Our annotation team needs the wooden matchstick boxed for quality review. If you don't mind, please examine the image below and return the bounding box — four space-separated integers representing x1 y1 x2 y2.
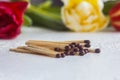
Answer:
10 48 33 53
70 48 101 56
26 40 90 50
64 40 90 44
26 40 90 44
88 48 101 53
82 48 101 53
26 42 66 50
10 48 54 57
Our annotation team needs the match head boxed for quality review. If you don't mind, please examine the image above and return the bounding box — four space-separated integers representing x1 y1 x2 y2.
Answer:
69 51 75 55
65 46 70 51
56 54 61 58
84 49 89 53
79 52 84 56
73 48 79 52
75 44 80 47
84 40 90 44
69 44 74 48
84 44 91 48
61 53 65 58
79 49 88 56
95 49 101 53
64 51 69 55
70 42 76 46
78 45 82 50
54 48 61 52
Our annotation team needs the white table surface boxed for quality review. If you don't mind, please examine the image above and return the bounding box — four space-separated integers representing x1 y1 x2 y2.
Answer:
0 27 120 80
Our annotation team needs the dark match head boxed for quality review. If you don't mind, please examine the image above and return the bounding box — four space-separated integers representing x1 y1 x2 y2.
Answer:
79 50 83 56
64 51 69 55
69 43 77 48
73 48 79 52
69 51 75 55
56 54 61 58
54 48 61 52
61 53 65 58
69 44 74 48
75 44 80 47
84 49 89 53
84 40 90 44
79 52 84 56
79 49 88 56
71 42 76 46
84 44 91 48
65 46 71 50
78 45 82 50
95 49 101 53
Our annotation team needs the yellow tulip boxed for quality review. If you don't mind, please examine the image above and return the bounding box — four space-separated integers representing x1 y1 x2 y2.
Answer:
61 0 110 32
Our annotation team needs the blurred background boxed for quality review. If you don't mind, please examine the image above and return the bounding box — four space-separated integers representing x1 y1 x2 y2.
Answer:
31 0 63 6
31 0 107 4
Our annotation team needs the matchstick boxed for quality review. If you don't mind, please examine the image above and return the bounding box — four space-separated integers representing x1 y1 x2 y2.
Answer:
10 48 55 57
68 48 101 56
26 40 90 44
26 40 90 51
87 48 101 53
10 48 33 53
64 40 90 44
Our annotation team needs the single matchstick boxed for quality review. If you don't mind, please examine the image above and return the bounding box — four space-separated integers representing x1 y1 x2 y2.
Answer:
64 40 90 44
10 48 56 57
10 48 33 53
26 40 90 44
26 42 66 50
88 48 101 53
69 48 101 56
26 40 90 51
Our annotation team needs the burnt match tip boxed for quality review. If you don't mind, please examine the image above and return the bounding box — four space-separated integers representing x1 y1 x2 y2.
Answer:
95 49 101 53
84 40 90 43
56 54 61 58
85 44 91 48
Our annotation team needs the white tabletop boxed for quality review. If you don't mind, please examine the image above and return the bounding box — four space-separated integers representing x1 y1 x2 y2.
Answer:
0 27 120 80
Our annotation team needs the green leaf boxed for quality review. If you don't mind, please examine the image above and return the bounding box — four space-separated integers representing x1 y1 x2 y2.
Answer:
23 14 32 26
29 5 61 20
37 0 52 8
25 5 68 31
103 0 120 15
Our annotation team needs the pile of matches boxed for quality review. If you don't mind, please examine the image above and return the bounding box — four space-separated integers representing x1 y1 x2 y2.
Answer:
10 40 100 58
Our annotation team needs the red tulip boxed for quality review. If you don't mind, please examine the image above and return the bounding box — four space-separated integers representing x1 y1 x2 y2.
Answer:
0 2 28 39
109 2 120 31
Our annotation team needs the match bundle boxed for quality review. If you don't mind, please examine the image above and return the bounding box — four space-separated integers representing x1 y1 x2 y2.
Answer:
10 40 100 58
